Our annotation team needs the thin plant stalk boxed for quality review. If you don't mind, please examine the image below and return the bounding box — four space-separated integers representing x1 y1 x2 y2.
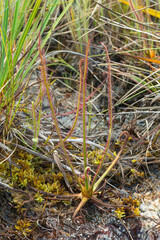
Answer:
73 41 126 217
91 43 113 190
38 35 82 191
50 59 84 152
93 138 126 192
82 40 91 191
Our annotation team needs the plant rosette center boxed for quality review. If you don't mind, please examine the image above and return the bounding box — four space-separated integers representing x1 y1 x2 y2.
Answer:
81 186 93 199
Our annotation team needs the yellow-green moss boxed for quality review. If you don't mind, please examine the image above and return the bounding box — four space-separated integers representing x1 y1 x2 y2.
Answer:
114 195 140 219
0 149 70 213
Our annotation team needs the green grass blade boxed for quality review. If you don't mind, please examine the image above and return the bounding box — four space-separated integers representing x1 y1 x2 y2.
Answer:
0 0 9 80
18 0 74 84
13 0 41 65
11 0 21 40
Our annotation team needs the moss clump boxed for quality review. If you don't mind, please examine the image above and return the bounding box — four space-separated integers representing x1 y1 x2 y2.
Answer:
115 195 140 219
0 150 70 213
15 219 32 236
2 151 67 194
